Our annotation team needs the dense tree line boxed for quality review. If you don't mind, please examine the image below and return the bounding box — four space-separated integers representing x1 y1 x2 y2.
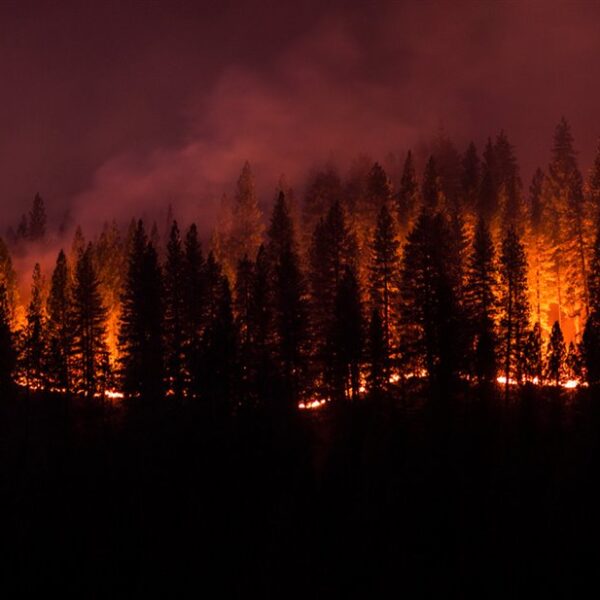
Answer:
3 118 600 407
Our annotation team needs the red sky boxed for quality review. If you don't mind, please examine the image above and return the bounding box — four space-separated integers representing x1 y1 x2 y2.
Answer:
2 0 600 233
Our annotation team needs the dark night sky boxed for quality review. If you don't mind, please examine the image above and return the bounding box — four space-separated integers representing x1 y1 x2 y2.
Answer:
2 0 600 232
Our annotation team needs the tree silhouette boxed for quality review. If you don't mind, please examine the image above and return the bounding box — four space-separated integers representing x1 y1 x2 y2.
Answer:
0 284 16 393
329 265 363 400
164 221 186 401
369 203 400 381
400 210 463 390
545 320 566 386
499 227 530 395
21 263 46 390
72 244 108 398
267 191 308 408
46 250 73 393
464 218 497 384
118 221 164 403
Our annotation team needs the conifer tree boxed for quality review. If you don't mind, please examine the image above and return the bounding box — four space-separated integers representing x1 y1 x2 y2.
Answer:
0 284 15 393
329 265 363 400
250 245 274 405
527 168 546 325
494 131 522 232
183 223 206 399
309 200 357 387
21 264 46 389
399 210 464 388
72 244 108 398
46 250 73 393
267 192 308 406
228 161 264 273
369 203 400 380
164 221 186 401
464 218 497 383
545 320 566 386
498 227 530 394
546 118 590 327
396 150 419 233
118 221 164 402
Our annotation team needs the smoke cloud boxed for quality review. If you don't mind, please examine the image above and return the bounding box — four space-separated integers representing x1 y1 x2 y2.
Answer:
2 1 600 236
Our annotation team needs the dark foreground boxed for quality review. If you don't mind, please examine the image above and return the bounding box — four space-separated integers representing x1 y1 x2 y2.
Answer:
2 386 600 597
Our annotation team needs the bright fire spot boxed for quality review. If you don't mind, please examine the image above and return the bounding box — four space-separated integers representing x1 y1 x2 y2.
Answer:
359 385 366 394
562 379 580 389
298 398 328 410
388 373 400 384
496 376 517 386
105 389 124 400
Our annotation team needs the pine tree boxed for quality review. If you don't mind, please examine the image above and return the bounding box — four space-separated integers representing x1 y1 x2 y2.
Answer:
28 193 47 241
0 284 16 393
494 131 522 233
164 221 186 401
309 200 357 390
399 210 464 389
369 203 400 380
464 218 497 383
118 221 164 402
21 264 46 390
72 244 108 398
545 320 566 386
249 245 274 406
183 223 206 399
267 192 308 406
228 161 264 272
329 265 363 400
499 227 530 394
527 169 546 325
46 250 73 393
396 150 419 233
546 118 590 329
95 220 125 361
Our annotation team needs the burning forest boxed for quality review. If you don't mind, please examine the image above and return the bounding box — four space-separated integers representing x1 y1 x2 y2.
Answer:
1 120 600 407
